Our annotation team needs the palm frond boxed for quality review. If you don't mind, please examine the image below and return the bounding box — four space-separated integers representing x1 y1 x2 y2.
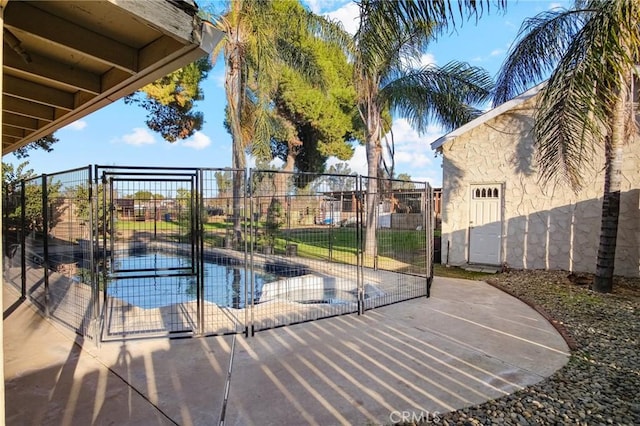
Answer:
358 0 504 63
304 9 355 58
381 61 493 131
534 73 603 191
533 0 640 191
356 5 438 80
494 8 588 105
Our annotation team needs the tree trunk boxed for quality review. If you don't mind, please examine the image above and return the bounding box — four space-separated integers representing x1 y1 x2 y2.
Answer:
224 13 245 247
593 89 626 293
362 83 382 259
273 136 298 198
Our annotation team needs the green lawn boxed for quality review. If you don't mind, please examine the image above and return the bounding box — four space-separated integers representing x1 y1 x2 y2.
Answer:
114 220 440 274
280 227 429 271
433 264 492 280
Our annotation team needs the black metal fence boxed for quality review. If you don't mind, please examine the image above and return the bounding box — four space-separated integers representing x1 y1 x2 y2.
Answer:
3 166 433 342
3 166 96 337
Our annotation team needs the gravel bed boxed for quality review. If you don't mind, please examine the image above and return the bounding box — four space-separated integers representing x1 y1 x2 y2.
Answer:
427 270 640 426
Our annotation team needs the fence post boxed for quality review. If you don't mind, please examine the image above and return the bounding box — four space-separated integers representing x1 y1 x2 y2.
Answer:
20 180 26 299
356 176 364 315
196 170 204 336
247 169 254 337
41 174 50 318
426 185 434 298
88 170 97 320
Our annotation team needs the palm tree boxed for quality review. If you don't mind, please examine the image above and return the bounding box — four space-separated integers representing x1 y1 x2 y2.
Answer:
494 0 639 293
210 0 344 245
352 0 496 256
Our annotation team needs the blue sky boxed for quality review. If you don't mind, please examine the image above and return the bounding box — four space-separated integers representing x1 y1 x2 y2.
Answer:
2 0 568 187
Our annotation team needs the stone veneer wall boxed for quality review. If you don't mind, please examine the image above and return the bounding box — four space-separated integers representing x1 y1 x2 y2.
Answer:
441 95 640 277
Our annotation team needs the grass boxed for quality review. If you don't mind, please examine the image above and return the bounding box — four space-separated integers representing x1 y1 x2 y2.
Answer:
116 219 231 232
281 227 428 271
113 220 446 274
433 264 493 280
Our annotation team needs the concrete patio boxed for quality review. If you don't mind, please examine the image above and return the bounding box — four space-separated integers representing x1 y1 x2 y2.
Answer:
3 276 570 425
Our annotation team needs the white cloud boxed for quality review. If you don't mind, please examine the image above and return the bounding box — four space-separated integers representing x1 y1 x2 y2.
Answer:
326 144 368 176
325 119 444 180
470 44 510 64
382 118 444 173
407 52 437 68
183 131 211 150
394 151 432 168
326 2 360 35
419 53 437 67
548 2 564 10
64 120 87 131
122 128 156 146
410 170 442 188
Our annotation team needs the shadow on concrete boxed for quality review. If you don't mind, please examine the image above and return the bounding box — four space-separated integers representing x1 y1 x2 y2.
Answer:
4 277 570 425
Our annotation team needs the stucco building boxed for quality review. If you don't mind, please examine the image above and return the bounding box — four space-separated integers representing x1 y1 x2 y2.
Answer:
431 84 639 277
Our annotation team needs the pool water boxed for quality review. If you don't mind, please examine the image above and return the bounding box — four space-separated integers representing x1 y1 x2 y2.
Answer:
106 253 277 309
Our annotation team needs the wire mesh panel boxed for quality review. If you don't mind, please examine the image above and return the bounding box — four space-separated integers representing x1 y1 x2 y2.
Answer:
19 175 48 314
45 167 95 337
248 170 361 332
360 176 432 310
97 167 200 339
2 179 23 293
199 169 247 335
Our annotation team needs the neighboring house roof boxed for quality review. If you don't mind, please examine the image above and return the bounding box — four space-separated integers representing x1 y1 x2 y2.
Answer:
430 82 547 152
1 0 223 155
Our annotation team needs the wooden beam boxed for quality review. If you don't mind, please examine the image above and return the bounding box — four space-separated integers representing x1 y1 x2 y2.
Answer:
3 112 39 131
2 135 21 148
3 96 57 121
4 2 138 74
2 125 27 139
3 48 102 95
3 75 75 111
138 35 184 71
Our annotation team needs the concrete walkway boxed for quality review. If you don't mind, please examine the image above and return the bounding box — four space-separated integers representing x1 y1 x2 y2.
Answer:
3 277 570 426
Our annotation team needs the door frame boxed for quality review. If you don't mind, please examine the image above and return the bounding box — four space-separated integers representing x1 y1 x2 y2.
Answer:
467 182 504 265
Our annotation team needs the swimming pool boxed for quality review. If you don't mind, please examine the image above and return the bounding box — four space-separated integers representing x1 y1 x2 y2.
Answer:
106 252 277 309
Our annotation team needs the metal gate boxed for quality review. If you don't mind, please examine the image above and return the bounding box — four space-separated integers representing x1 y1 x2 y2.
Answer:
98 166 203 339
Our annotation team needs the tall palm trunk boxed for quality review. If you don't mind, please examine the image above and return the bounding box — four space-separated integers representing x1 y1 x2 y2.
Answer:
593 85 627 293
224 8 245 247
362 80 382 258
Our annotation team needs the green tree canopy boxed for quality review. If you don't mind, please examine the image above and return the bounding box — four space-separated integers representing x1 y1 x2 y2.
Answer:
269 24 362 181
11 134 59 159
125 56 212 142
126 191 164 201
2 161 35 199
